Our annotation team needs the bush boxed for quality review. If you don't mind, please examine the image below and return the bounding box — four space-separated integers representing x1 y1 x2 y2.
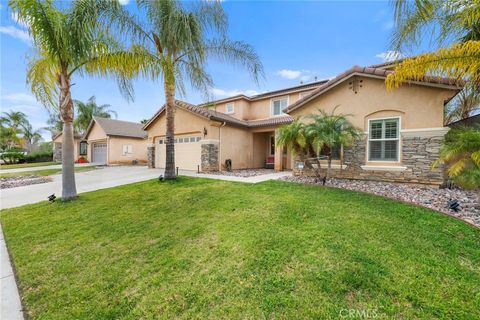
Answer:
24 151 53 163
0 150 25 164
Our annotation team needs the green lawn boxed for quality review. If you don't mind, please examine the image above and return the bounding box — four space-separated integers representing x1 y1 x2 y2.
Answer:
1 177 479 319
0 166 97 179
0 161 59 170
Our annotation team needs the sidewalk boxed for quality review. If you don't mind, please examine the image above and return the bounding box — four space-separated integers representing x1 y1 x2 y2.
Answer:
0 225 24 320
1 162 102 174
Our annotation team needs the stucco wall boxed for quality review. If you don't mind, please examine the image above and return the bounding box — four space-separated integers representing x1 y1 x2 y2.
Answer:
85 121 107 163
218 125 253 170
52 134 80 161
108 137 148 164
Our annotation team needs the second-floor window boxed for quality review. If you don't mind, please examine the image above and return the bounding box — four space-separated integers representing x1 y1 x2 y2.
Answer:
226 103 234 114
272 97 288 116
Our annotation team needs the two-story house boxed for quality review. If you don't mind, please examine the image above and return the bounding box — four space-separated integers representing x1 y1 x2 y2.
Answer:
143 63 462 185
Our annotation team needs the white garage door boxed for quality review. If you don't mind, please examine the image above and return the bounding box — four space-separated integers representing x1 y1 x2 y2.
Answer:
92 142 107 164
155 135 202 171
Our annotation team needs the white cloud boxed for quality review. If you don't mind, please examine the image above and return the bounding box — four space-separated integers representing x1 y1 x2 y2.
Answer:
2 93 39 105
375 50 404 62
118 0 130 5
382 20 394 30
276 69 302 80
0 25 31 44
210 88 259 98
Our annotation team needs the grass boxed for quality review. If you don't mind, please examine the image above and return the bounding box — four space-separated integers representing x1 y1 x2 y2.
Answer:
1 177 479 319
0 166 97 179
0 161 59 170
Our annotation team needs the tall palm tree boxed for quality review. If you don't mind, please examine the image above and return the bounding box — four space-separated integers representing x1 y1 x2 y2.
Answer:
74 96 117 133
11 0 142 200
305 108 362 179
1 111 28 133
386 1 480 89
21 123 43 152
109 0 263 179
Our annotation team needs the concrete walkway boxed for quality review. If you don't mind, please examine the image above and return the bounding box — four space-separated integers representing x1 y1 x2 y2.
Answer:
1 225 24 320
1 162 102 174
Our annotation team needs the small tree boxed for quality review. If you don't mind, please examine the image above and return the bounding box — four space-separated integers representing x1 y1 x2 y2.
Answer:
276 120 308 160
74 96 117 133
305 107 362 179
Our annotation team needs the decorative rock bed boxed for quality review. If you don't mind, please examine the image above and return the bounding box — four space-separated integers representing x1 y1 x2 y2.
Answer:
281 176 480 228
1 175 52 189
201 169 275 178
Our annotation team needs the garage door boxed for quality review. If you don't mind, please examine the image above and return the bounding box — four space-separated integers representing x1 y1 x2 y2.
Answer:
92 143 107 164
155 135 202 170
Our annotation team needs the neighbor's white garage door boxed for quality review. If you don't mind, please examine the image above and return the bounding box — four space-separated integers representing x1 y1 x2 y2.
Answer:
92 142 107 164
155 134 202 170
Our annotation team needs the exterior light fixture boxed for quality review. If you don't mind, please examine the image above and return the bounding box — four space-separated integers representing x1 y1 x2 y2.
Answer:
447 199 460 212
48 194 56 203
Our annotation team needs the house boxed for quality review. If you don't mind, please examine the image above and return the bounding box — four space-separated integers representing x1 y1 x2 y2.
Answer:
82 117 147 165
52 132 83 162
144 64 462 185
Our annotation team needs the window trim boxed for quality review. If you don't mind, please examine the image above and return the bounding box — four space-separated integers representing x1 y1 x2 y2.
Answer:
122 144 133 156
270 96 289 117
367 116 401 163
225 102 235 114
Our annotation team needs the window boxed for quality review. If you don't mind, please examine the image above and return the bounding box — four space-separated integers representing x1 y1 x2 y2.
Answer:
271 97 288 116
226 103 234 114
190 137 196 142
318 145 341 160
179 138 184 143
158 139 163 144
196 137 201 142
79 141 88 155
122 144 133 155
368 118 399 161
270 135 275 155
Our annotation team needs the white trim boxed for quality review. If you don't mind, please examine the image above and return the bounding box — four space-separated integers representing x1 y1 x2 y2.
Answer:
361 165 407 171
400 127 450 138
367 116 401 163
225 102 235 114
271 96 289 117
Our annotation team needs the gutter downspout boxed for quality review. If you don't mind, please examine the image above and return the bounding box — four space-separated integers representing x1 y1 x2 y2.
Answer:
219 122 226 171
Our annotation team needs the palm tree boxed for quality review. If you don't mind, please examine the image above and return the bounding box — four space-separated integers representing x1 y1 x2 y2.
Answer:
74 96 117 133
44 111 63 138
21 123 43 152
276 120 309 160
109 0 263 179
433 125 480 205
305 108 362 179
0 111 27 149
11 0 142 200
444 84 480 125
1 111 28 133
386 1 480 89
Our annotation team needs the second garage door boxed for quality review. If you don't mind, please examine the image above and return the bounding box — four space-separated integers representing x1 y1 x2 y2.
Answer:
92 142 107 164
155 134 202 170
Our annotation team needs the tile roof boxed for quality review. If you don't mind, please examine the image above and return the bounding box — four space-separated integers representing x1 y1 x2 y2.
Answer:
84 117 146 139
144 100 292 130
284 65 464 113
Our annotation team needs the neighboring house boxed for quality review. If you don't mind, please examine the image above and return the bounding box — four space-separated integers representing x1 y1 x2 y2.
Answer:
448 114 480 128
52 132 83 162
144 64 462 185
83 117 147 165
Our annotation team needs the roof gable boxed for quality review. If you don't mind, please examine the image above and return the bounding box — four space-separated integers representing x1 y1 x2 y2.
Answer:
83 117 146 140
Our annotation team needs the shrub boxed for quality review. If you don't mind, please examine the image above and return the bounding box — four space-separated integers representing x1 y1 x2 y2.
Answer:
24 151 53 163
0 150 25 164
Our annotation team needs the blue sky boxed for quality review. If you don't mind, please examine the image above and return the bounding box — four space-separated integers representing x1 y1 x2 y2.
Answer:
0 0 419 140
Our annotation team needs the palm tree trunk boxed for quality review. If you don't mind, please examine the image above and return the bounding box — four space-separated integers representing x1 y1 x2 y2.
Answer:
327 154 332 179
164 82 176 180
59 71 77 200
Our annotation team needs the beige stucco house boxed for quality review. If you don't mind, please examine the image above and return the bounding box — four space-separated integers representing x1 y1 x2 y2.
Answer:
52 132 83 162
144 63 462 185
82 117 147 165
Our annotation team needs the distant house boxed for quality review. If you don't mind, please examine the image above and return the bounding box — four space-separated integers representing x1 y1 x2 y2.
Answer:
82 117 147 165
448 114 480 128
144 64 463 186
52 132 83 162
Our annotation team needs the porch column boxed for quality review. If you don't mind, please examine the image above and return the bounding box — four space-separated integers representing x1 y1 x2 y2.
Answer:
274 129 283 171
147 143 155 168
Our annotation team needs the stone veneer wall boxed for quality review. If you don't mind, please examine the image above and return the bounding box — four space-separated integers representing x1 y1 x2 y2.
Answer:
53 142 62 162
295 133 446 186
147 145 155 168
201 140 219 172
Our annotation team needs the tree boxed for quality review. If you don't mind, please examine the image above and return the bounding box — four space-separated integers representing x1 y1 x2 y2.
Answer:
444 84 480 125
21 123 43 152
386 1 480 90
109 0 263 179
44 110 63 138
74 96 117 132
432 125 480 205
11 0 141 200
305 108 362 179
0 111 27 149
1 111 28 133
276 120 308 157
